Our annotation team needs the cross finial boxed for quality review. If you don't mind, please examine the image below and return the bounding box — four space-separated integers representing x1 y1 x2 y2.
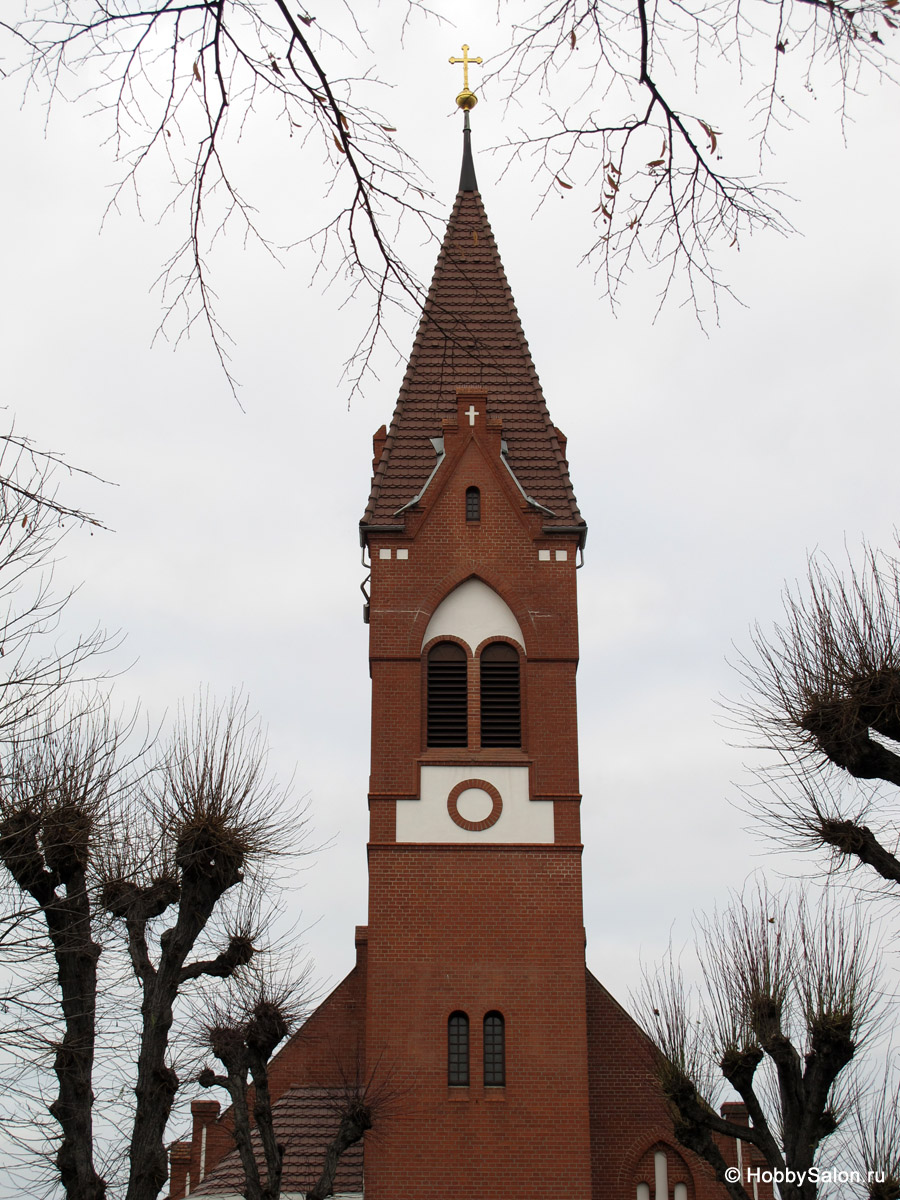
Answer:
449 44 482 111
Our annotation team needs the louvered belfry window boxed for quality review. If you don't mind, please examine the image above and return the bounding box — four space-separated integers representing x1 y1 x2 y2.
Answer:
480 642 521 747
448 1012 470 1085
427 642 468 747
465 486 481 522
483 1012 505 1085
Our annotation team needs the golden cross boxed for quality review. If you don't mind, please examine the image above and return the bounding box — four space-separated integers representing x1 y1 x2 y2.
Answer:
449 44 482 99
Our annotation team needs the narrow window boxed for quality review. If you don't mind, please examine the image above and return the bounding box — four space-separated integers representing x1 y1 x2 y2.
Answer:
480 643 521 748
427 642 468 747
465 487 481 522
483 1012 505 1086
448 1012 469 1085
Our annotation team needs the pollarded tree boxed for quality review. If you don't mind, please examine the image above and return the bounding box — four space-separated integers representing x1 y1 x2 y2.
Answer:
2 1 897 391
734 543 900 889
638 885 900 1200
0 696 296 1200
196 973 380 1200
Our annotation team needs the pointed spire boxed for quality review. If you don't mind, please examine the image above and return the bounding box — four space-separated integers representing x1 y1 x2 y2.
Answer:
448 44 481 193
362 81 585 540
459 111 477 193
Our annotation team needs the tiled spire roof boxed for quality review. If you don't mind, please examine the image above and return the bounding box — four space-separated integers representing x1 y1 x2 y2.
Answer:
362 124 584 533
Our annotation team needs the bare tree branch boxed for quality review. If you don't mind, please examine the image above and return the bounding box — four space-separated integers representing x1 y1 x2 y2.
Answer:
732 543 900 889
5 1 898 385
637 884 885 1200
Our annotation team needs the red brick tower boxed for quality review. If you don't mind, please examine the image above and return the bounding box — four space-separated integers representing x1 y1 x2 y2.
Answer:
358 109 591 1199
173 104 751 1200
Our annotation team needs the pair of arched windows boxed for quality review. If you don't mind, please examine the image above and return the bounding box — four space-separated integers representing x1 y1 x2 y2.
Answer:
426 642 521 748
448 1011 505 1086
636 1150 689 1200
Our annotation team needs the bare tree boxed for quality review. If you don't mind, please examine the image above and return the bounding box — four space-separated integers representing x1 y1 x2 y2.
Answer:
3 2 897 389
851 1068 900 1200
197 992 396 1200
734 543 900 889
637 885 898 1200
198 979 301 1200
0 425 117 1194
109 697 292 1200
0 713 120 1200
0 694 297 1200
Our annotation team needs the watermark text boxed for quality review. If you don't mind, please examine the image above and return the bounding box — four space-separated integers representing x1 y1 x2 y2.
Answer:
723 1167 889 1186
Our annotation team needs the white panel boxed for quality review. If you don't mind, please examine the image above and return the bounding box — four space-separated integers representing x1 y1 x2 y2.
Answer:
674 1185 687 1200
395 765 553 843
637 1185 651 1200
555 549 568 562
422 579 523 651
455 787 495 823
396 548 409 560
655 1151 669 1200
379 548 391 559
538 549 551 562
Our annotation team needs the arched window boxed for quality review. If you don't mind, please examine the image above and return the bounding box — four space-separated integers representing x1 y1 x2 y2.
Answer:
465 487 481 522
448 1012 469 1085
427 642 467 747
483 1012 505 1086
479 643 521 747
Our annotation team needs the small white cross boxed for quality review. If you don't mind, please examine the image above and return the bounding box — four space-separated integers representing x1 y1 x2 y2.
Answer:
465 404 479 426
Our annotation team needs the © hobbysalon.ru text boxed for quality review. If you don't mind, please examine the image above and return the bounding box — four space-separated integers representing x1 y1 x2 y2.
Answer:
724 1167 889 1186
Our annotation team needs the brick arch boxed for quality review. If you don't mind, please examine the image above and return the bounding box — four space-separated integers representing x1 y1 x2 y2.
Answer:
410 569 534 656
618 1131 697 1200
421 633 475 658
474 634 525 659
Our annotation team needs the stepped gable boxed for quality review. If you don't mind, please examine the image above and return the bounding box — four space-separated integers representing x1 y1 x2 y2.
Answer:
189 1086 363 1197
362 186 584 532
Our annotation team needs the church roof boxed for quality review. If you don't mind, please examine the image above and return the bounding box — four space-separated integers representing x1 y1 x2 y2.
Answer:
362 127 585 534
189 1086 364 1197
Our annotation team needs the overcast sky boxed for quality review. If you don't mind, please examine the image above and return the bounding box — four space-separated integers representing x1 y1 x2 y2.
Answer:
3 0 900 1179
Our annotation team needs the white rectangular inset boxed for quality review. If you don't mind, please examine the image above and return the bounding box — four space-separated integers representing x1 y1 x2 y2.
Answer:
396 548 409 560
379 548 392 560
555 550 568 562
538 549 551 562
395 765 554 844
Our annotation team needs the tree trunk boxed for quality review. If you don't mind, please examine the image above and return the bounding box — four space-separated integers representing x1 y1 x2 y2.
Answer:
307 1106 372 1200
125 972 179 1200
45 872 106 1200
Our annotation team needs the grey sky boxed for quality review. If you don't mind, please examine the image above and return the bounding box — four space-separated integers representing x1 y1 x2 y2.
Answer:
2 0 900 1181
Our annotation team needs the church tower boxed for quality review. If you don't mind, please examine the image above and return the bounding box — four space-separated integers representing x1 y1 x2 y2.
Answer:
358 98 591 1198
171 66 752 1200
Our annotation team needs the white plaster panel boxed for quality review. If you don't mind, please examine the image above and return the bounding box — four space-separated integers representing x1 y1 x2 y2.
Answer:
422 579 523 651
395 765 553 843
455 787 494 823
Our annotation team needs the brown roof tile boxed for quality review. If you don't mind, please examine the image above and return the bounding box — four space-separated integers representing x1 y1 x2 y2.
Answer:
363 188 584 531
190 1086 363 1196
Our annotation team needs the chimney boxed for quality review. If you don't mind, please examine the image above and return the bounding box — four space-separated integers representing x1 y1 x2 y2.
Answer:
167 1141 192 1198
189 1098 221 1189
